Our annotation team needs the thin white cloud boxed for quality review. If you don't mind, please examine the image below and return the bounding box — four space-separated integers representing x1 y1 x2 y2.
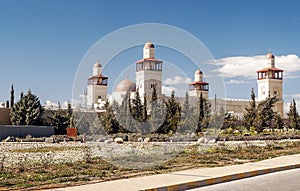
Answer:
164 76 191 85
162 86 176 96
283 94 300 113
214 54 300 79
226 79 247 84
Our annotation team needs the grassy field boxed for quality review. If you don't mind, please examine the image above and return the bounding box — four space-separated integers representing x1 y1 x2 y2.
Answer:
1 140 300 190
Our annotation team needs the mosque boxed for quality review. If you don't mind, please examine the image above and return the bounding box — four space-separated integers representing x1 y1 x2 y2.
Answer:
85 41 284 118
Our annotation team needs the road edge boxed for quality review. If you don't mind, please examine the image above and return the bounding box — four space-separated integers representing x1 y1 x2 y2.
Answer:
140 164 300 191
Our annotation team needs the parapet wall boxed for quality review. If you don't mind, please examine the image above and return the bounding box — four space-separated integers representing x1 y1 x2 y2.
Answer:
0 125 54 140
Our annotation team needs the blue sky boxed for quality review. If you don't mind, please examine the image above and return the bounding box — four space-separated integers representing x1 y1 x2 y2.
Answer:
1 0 300 111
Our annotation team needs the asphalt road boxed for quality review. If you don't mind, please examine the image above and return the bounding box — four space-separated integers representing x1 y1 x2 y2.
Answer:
190 168 300 191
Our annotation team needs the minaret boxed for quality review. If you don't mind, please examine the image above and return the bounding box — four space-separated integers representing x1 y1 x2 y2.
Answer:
87 61 108 108
189 69 209 98
135 41 163 101
257 52 284 117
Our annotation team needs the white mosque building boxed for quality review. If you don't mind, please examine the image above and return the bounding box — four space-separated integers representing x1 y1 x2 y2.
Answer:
86 41 284 117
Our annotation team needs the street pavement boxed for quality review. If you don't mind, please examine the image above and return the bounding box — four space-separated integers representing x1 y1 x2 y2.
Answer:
190 168 300 191
49 154 300 191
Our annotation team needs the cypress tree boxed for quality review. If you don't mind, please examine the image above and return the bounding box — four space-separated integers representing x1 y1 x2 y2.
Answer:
178 91 194 133
149 85 165 133
195 93 211 133
10 84 14 108
160 91 180 134
5 100 9 109
243 88 257 130
287 99 300 130
101 100 119 134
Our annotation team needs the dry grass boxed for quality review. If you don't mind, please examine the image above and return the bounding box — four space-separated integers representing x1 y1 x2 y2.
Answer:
1 141 300 190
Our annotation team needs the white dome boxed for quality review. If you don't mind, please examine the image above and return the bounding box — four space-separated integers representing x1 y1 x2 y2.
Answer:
115 79 136 92
94 61 102 68
266 53 275 59
144 41 155 48
195 69 202 75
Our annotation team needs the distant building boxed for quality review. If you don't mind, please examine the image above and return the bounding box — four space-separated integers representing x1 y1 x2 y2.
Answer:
87 61 108 108
187 52 284 118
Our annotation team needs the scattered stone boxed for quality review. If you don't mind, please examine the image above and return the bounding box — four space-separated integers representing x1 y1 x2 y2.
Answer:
3 136 16 142
97 136 106 142
104 138 114 144
45 137 54 143
114 137 123 144
243 132 251 136
144 137 151 143
208 139 216 144
197 137 208 144
137 137 143 142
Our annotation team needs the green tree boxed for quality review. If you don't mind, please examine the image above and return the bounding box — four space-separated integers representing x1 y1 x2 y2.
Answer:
72 110 91 135
101 100 119 134
158 91 180 134
195 93 211 133
178 92 195 133
131 90 144 122
90 114 104 135
243 88 257 130
49 108 70 135
149 85 165 133
222 112 238 130
116 90 133 132
287 99 300 130
130 90 150 133
10 84 14 108
275 114 284 130
11 90 45 125
255 96 279 133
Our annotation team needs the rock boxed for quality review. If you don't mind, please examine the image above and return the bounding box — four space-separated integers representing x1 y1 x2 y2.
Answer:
104 138 113 144
4 136 16 142
137 137 143 142
197 137 208 144
114 137 123 144
45 137 54 143
144 137 151 143
97 136 106 142
208 139 216 144
243 132 251 136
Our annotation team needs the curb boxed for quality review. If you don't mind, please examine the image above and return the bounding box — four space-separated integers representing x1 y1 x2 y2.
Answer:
140 164 300 191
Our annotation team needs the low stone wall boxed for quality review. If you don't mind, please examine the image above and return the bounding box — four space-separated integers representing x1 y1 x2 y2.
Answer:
0 125 54 140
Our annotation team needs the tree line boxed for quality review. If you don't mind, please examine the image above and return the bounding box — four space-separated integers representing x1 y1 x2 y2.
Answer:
7 85 300 135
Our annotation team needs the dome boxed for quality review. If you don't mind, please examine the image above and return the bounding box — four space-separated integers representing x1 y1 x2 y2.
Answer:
195 69 202 75
94 61 102 68
266 53 275 59
144 41 155 48
115 79 136 92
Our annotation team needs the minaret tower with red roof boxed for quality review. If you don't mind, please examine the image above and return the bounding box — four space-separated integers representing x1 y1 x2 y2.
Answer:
189 69 209 98
257 52 284 117
87 61 108 107
135 41 163 100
